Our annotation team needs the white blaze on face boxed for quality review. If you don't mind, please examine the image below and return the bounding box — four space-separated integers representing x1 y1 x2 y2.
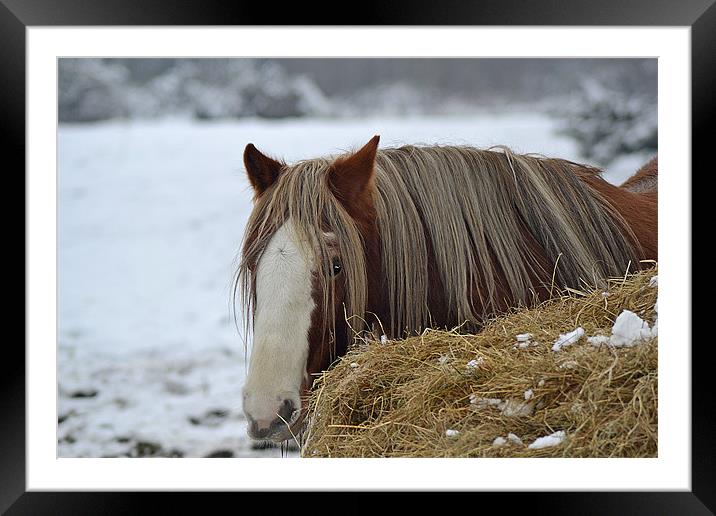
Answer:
242 220 315 431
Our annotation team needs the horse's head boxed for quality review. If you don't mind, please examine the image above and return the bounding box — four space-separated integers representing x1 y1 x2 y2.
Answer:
238 136 381 442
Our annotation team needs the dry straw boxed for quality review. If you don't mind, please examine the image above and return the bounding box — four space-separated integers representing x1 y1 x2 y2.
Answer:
302 266 658 458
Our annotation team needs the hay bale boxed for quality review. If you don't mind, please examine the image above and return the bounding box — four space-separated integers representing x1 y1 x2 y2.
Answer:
302 267 658 458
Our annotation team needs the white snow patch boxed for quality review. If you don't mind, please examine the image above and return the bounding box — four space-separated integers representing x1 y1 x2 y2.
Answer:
590 310 656 348
514 332 536 349
492 436 507 447
524 389 534 401
445 429 460 438
57 346 293 458
649 275 658 287
349 362 359 368
610 310 655 347
552 327 585 352
587 335 610 346
380 335 389 345
466 357 484 369
507 433 524 446
528 430 566 450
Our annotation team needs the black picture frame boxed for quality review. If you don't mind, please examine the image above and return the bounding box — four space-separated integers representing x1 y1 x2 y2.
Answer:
5 0 709 513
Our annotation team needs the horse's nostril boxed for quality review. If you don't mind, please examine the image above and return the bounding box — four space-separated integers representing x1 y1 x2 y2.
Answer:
277 399 295 423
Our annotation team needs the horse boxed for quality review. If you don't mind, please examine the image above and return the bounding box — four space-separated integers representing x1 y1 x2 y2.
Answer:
236 136 658 442
620 156 658 193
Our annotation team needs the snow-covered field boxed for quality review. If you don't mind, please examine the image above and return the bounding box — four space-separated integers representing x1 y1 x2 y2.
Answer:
58 113 651 457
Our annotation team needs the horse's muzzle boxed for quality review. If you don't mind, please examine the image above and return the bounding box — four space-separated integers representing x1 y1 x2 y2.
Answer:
246 398 300 442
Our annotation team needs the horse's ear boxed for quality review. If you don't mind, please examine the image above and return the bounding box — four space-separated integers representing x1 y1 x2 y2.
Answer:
328 135 380 208
244 143 284 196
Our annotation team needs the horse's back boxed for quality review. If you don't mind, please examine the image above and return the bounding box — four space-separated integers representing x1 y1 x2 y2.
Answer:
620 156 658 193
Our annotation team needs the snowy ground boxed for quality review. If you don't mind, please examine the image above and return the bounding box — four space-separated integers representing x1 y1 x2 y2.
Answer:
58 113 652 457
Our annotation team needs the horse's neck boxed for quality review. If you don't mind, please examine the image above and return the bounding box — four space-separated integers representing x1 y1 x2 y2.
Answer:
584 174 658 262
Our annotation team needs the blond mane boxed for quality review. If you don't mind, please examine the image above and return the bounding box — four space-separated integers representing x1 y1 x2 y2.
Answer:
237 145 640 341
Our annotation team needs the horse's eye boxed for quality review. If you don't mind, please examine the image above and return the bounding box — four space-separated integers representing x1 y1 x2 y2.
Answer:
331 258 342 276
